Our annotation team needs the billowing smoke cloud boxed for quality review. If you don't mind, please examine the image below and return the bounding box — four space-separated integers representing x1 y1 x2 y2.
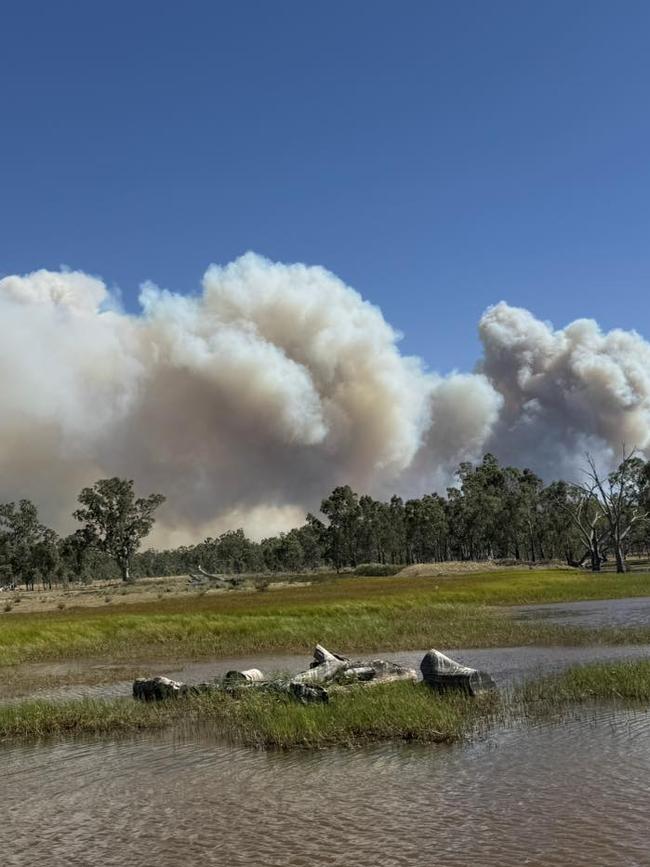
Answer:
0 254 648 544
478 302 650 479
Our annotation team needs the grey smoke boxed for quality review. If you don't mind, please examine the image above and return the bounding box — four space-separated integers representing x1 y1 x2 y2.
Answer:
0 254 648 544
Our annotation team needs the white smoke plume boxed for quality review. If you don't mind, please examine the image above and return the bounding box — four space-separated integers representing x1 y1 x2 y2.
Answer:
0 254 648 544
478 302 650 479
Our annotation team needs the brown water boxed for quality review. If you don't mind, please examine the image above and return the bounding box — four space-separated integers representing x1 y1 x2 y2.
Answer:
3 707 650 866
515 594 650 629
4 596 650 867
10 643 650 703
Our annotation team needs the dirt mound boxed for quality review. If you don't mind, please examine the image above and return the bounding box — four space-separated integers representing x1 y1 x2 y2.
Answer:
398 560 572 578
398 561 501 578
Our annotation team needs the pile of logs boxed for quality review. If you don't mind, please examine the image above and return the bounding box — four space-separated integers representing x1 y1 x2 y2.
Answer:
133 645 496 704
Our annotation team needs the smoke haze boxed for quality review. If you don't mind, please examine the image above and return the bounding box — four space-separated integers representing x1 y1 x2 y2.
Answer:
1 253 648 544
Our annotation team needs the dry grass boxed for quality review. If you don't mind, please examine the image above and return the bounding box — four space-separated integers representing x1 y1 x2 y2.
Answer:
398 560 573 578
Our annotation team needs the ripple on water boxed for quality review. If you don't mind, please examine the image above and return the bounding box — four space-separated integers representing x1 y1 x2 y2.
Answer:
3 706 650 867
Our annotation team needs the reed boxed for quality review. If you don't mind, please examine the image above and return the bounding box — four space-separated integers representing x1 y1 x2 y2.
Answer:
519 658 650 705
0 681 500 747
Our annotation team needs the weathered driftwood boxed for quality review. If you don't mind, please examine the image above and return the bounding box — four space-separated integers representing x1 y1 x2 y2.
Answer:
133 645 488 706
223 668 264 684
133 676 188 701
292 644 350 684
187 566 246 589
420 649 496 696
334 659 418 685
288 646 417 699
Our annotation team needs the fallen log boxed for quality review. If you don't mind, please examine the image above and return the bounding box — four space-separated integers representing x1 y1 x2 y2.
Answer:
335 659 417 685
133 645 490 706
291 645 417 692
292 644 350 684
133 676 188 701
420 649 496 696
223 668 265 685
187 567 246 589
197 565 245 587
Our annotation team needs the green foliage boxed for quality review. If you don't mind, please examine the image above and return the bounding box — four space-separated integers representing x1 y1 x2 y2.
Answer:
73 478 165 582
132 454 650 579
520 659 650 705
353 563 404 576
0 499 55 590
2 453 650 586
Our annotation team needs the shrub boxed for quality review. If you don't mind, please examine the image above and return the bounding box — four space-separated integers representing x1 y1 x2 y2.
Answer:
353 563 404 577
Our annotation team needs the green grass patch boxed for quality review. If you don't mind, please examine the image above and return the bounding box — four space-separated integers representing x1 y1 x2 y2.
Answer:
2 569 650 668
0 681 499 748
3 657 650 748
520 658 650 705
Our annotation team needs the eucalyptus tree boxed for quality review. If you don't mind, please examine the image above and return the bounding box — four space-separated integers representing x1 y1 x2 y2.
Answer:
320 485 361 570
73 478 165 582
582 451 649 573
0 499 52 589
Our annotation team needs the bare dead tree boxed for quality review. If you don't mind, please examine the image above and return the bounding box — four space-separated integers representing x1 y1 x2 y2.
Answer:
582 448 649 574
556 483 607 571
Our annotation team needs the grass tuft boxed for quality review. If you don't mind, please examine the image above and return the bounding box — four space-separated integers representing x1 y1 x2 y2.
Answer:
520 658 650 705
0 681 500 747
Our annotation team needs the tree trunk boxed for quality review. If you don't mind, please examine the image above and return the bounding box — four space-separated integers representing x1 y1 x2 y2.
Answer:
120 560 133 583
614 542 627 573
589 528 601 572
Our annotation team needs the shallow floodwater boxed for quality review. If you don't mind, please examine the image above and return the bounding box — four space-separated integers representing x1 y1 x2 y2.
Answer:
4 596 650 865
515 594 650 630
11 642 650 704
3 707 650 867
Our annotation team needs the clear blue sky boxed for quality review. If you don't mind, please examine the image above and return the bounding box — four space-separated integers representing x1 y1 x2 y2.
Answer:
2 1 649 371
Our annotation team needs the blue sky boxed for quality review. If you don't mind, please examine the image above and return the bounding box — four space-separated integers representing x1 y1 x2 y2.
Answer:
2 1 649 371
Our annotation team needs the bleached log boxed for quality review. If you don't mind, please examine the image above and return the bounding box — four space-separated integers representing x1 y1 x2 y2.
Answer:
291 646 416 690
291 644 350 684
198 565 244 587
336 659 417 685
420 649 496 696
223 668 264 684
133 676 188 701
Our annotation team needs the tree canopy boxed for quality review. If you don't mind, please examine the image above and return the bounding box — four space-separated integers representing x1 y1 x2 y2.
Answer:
73 478 165 582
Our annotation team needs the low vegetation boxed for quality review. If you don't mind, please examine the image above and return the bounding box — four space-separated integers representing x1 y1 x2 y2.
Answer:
520 658 650 705
3 657 650 747
0 681 500 747
3 568 650 669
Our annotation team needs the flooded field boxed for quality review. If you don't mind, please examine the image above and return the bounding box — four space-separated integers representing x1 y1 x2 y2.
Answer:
7 642 650 704
3 706 650 867
3 597 650 866
515 594 650 630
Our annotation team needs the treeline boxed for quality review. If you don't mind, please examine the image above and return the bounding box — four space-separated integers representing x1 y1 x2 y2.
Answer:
2 453 650 589
137 452 650 578
0 478 164 589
